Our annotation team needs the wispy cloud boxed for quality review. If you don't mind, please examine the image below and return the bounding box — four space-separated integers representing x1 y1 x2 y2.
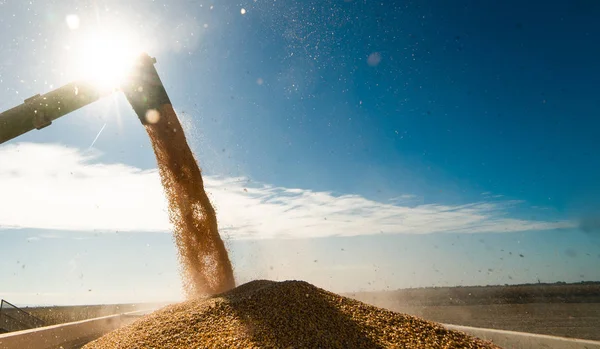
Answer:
481 192 504 199
388 194 418 202
0 143 575 239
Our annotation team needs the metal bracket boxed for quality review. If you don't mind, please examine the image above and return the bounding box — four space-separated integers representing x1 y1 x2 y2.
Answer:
32 110 52 130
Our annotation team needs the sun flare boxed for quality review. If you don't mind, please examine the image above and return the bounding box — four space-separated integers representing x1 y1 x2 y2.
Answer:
73 28 142 90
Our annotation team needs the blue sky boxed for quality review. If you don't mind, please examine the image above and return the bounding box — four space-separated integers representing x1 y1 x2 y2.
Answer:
0 0 599 305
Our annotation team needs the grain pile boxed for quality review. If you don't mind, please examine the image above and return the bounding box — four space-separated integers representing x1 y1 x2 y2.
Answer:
85 280 499 349
145 104 235 296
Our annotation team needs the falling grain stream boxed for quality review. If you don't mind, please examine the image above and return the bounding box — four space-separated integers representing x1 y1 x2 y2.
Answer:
145 104 235 297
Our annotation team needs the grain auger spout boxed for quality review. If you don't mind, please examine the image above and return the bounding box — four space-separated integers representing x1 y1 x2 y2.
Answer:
0 53 170 145
121 53 172 125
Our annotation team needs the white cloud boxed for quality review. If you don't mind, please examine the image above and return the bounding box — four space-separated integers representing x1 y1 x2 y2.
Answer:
0 143 575 239
0 143 168 232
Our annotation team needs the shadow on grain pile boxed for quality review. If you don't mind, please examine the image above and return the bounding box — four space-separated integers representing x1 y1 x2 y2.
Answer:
84 280 499 349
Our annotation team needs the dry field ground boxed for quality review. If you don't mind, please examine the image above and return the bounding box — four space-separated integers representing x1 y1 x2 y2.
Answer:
23 303 161 326
383 303 600 341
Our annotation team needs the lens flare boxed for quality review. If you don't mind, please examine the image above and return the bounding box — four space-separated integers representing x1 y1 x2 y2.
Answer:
145 109 161 124
65 14 80 30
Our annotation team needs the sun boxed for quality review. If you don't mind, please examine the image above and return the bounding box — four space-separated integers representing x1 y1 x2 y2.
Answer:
73 27 142 90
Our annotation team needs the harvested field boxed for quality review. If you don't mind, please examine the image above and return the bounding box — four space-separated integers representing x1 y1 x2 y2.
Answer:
23 304 157 326
389 303 600 341
349 282 600 341
84 280 499 349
